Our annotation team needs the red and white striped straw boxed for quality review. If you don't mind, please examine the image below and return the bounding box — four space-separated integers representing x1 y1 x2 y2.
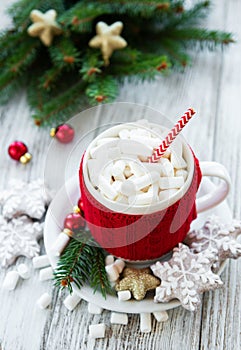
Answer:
150 108 196 163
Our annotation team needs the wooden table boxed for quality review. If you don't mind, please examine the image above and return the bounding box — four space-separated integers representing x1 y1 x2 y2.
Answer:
0 1 241 349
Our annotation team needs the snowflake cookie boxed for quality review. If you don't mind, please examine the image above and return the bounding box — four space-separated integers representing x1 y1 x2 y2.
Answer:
151 243 223 311
0 179 51 220
185 216 241 271
0 215 43 267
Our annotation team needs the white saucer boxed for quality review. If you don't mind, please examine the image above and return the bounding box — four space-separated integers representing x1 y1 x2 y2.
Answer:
44 176 232 313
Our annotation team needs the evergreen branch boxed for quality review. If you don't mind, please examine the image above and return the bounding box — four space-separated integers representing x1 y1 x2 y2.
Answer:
157 38 190 66
49 38 81 70
53 230 112 297
86 75 119 104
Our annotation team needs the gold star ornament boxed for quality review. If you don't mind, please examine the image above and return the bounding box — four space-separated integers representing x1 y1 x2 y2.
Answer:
115 267 160 300
27 9 62 46
89 21 127 66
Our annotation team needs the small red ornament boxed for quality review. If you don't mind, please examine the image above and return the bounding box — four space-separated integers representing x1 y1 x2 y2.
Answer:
78 198 85 214
64 212 85 232
8 141 32 164
50 124 75 143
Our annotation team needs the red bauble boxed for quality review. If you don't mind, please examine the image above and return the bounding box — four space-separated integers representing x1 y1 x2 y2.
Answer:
8 141 32 164
53 124 75 143
78 198 85 214
64 213 85 232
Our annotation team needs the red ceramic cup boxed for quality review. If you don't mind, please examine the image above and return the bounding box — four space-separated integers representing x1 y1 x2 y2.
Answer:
79 123 231 262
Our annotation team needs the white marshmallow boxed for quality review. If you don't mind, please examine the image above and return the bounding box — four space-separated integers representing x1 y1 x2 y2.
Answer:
175 169 188 181
130 135 162 149
63 293 81 311
123 167 133 178
36 293 51 309
117 290 131 301
140 313 152 333
122 171 159 196
111 166 125 182
170 137 183 157
142 162 165 176
51 232 70 257
159 189 179 201
159 176 184 190
17 263 31 279
111 180 123 192
114 259 125 274
119 129 130 139
87 159 105 186
115 194 128 204
120 180 136 196
129 161 146 178
105 255 115 266
32 255 50 269
110 312 128 325
96 137 119 146
105 264 119 282
108 147 121 160
90 140 119 159
159 158 174 176
39 266 53 281
114 160 126 172
128 191 157 205
89 324 106 339
153 311 169 322
3 271 19 291
170 153 187 169
119 139 153 157
98 175 118 200
130 128 152 138
88 303 103 314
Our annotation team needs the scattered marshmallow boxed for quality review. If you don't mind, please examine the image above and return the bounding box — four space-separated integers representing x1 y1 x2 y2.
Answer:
51 232 70 257
63 293 81 311
36 292 51 309
88 303 103 315
105 264 119 282
17 263 31 279
110 312 128 325
3 271 19 291
89 323 106 339
117 290 131 301
114 259 125 273
32 255 50 269
159 176 184 190
140 313 152 333
39 266 53 281
105 255 115 266
153 311 169 322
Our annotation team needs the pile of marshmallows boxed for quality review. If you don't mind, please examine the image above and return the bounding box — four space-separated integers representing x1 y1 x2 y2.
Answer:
87 120 188 206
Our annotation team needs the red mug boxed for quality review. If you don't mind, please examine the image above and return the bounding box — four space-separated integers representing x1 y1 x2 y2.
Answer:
79 122 231 262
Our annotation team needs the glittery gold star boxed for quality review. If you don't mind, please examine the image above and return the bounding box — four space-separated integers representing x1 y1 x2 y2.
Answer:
27 9 62 46
115 267 160 300
89 21 127 66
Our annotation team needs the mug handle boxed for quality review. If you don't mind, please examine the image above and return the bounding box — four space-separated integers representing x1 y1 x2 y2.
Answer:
196 161 231 213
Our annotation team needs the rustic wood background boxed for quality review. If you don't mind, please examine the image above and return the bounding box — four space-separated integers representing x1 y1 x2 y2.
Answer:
0 1 240 349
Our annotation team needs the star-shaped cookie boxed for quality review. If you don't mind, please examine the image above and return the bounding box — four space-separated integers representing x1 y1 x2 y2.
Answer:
0 215 43 268
185 215 241 271
0 179 51 220
89 21 127 65
115 267 160 300
151 243 223 311
27 9 62 46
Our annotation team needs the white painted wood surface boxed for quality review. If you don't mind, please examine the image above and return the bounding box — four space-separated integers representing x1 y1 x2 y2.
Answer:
0 1 241 349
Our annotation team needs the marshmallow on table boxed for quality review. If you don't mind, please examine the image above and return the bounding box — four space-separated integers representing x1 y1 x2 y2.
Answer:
17 263 31 279
105 255 115 266
3 271 19 291
89 324 106 339
105 264 119 282
32 255 50 269
117 290 131 301
64 293 81 311
88 303 103 315
39 266 53 281
51 232 70 257
159 176 184 190
140 313 152 333
110 312 128 325
36 293 51 309
153 311 169 322
114 259 125 273
159 189 179 201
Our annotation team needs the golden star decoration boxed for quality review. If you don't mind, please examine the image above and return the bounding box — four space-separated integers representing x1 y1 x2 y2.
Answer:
115 267 160 300
89 21 127 66
27 9 62 47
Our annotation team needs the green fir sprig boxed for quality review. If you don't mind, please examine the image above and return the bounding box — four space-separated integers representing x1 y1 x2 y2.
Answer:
53 230 112 298
0 0 234 126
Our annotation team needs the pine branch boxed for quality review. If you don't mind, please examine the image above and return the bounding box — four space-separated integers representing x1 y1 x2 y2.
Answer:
53 230 112 297
49 37 81 70
86 75 119 104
